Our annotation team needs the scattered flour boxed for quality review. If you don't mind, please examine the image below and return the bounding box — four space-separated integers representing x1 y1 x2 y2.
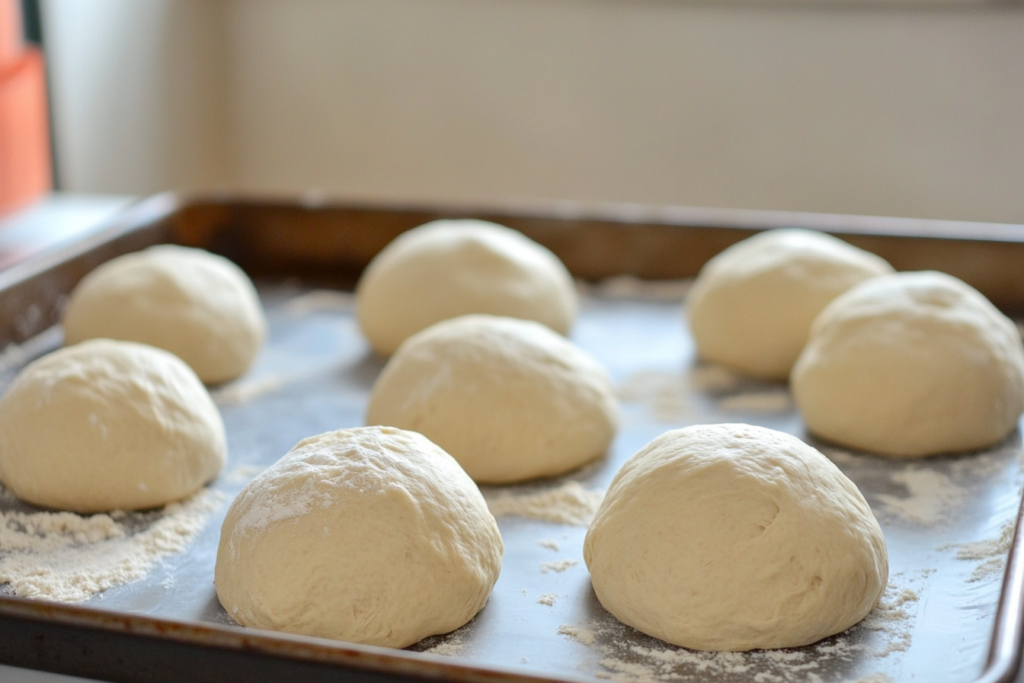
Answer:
538 593 558 606
0 489 223 602
538 539 560 551
559 625 597 646
942 519 1017 582
717 390 793 414
687 365 742 393
617 365 743 422
419 629 469 656
224 464 266 484
541 559 579 574
283 289 355 314
859 584 918 655
0 508 125 552
950 520 1015 559
967 558 1006 584
875 469 966 525
484 482 604 527
555 580 915 683
948 451 1006 482
212 374 289 405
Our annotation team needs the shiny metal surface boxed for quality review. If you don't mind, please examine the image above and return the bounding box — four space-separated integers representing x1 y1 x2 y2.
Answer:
0 283 1020 683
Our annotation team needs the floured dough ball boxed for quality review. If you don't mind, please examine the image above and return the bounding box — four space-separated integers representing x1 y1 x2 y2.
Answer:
792 271 1024 457
356 219 577 356
686 229 893 380
0 339 226 513
584 424 887 652
366 315 618 484
63 245 266 384
215 426 503 648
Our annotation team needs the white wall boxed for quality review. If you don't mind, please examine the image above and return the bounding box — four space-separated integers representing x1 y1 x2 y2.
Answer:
43 0 1024 224
42 0 228 194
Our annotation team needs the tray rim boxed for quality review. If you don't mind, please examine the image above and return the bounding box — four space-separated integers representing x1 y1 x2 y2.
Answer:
0 191 1023 683
179 189 1024 241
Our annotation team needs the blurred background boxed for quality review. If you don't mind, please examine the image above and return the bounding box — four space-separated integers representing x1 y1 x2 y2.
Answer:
10 0 1024 223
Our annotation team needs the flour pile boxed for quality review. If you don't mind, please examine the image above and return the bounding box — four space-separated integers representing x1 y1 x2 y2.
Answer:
484 481 604 527
556 582 917 683
0 489 222 602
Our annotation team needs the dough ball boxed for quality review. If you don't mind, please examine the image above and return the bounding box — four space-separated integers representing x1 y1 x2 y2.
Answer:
792 271 1024 457
686 229 893 380
584 424 887 652
356 219 577 356
63 245 266 384
215 426 503 648
0 339 226 513
366 315 618 484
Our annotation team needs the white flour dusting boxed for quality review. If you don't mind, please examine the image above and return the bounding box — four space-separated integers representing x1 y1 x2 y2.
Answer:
617 365 741 422
224 464 265 484
541 559 579 574
0 489 223 602
556 580 915 683
212 374 289 405
875 469 966 525
948 451 1006 482
417 625 473 657
233 476 335 536
859 584 918 655
538 539 560 551
283 289 355 314
0 508 125 552
538 593 558 606
484 482 604 527
559 624 597 646
942 519 1017 582
717 390 793 414
687 365 742 393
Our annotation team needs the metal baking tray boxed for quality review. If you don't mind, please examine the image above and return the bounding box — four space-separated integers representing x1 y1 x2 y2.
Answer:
0 193 1023 683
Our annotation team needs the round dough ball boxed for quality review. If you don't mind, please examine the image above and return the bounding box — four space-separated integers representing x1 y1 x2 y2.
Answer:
0 339 226 513
584 424 887 652
215 426 503 648
63 245 266 384
686 229 893 380
366 315 618 484
792 271 1024 457
356 219 577 356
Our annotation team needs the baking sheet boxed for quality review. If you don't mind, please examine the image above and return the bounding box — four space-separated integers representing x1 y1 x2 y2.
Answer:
0 279 1020 683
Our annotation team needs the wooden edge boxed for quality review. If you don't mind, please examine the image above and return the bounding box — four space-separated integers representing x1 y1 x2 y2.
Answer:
163 192 1024 313
0 193 179 346
173 190 1024 242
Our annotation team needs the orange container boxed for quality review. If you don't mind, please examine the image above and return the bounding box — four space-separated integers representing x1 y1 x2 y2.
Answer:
0 47 51 216
0 0 19 67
